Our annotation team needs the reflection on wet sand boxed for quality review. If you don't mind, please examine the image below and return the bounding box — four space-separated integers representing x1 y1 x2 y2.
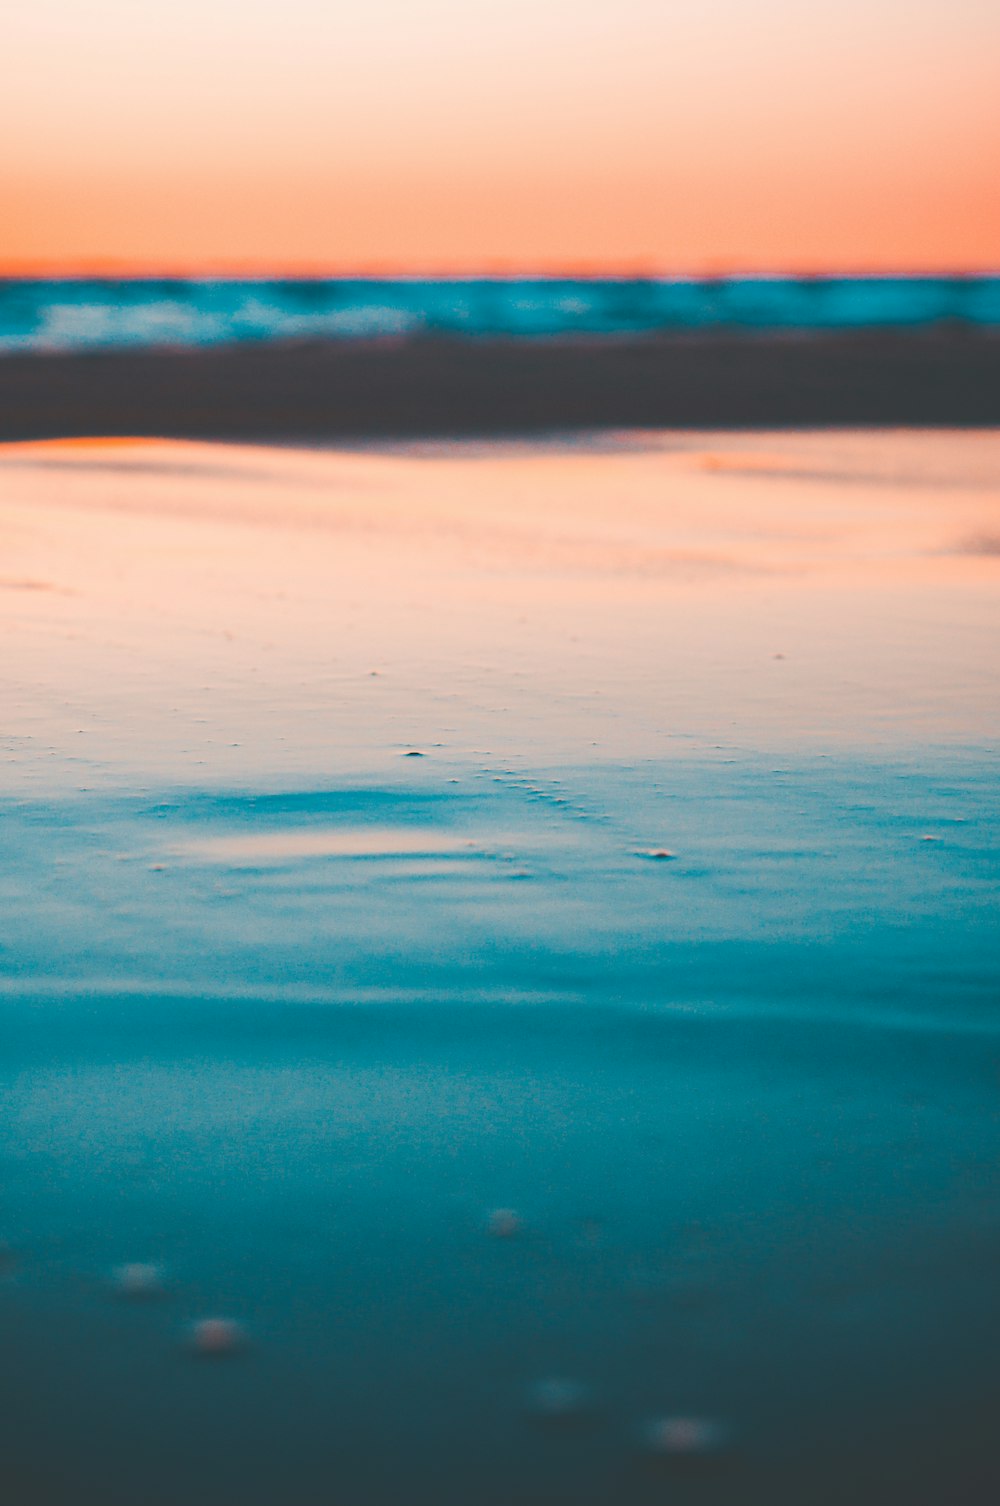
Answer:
0 432 997 1506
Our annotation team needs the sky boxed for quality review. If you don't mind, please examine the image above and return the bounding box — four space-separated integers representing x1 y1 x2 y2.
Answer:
3 0 999 273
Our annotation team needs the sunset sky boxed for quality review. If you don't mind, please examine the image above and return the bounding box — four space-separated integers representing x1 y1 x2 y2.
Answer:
4 0 999 273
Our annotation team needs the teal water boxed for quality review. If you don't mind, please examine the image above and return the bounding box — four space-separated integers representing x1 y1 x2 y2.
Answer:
1 275 999 351
0 432 997 1504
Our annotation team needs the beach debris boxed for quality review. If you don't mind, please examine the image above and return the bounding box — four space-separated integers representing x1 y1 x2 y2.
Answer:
486 1207 522 1239
188 1318 247 1357
638 849 678 861
642 1415 729 1458
525 1378 594 1422
111 1262 167 1299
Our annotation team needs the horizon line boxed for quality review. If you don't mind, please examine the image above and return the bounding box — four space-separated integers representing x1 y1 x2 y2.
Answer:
2 258 999 281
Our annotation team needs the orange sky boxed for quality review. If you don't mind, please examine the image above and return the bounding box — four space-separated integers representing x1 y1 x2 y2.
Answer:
4 0 999 273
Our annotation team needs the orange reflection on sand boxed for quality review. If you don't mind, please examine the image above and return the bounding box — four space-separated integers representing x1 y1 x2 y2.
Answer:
0 431 998 788
180 828 477 862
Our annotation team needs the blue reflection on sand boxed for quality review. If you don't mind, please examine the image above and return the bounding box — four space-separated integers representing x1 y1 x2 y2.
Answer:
0 432 997 1504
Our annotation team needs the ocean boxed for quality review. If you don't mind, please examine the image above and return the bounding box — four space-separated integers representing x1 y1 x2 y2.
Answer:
2 274 999 351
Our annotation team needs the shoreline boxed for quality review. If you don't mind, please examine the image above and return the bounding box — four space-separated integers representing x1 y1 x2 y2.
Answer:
2 329 999 442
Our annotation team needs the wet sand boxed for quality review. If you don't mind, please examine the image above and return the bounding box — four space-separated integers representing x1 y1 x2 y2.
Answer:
0 431 998 1505
3 329 1000 442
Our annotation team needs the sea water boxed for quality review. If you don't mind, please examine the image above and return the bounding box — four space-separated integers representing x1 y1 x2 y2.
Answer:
1 275 999 352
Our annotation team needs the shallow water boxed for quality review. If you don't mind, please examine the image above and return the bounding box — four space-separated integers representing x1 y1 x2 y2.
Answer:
0 432 998 1504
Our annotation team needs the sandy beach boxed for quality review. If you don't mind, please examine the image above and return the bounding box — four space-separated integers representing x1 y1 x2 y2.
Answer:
1 429 998 1505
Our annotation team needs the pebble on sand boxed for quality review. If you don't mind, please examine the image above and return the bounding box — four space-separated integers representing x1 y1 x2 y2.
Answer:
112 1262 166 1298
525 1378 593 1421
486 1208 522 1239
188 1318 247 1356
643 1415 729 1457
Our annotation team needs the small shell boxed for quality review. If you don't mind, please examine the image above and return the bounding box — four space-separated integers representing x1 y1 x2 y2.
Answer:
643 1415 728 1457
486 1208 522 1239
188 1318 247 1356
525 1378 593 1421
111 1263 166 1299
